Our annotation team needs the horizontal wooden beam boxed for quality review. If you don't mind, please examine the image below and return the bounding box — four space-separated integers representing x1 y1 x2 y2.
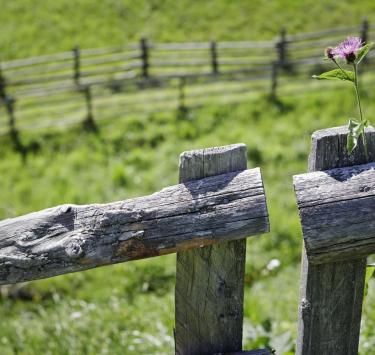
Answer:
221 349 272 355
294 161 375 264
0 168 268 285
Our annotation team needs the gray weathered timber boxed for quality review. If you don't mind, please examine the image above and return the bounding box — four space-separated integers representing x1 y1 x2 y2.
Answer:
294 162 375 263
175 144 269 355
218 349 272 355
0 167 269 285
296 126 372 355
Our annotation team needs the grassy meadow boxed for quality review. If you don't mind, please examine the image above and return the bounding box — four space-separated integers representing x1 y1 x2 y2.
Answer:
1 1 375 354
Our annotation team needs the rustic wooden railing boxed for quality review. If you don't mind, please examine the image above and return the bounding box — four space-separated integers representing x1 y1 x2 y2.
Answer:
293 126 375 355
0 143 271 355
1 20 375 136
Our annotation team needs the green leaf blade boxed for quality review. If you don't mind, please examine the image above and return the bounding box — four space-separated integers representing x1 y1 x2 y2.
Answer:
356 42 374 64
347 118 366 154
313 69 354 83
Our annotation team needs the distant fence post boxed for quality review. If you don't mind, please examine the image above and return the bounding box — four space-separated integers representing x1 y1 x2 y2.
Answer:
0 67 6 100
0 68 20 146
276 28 289 70
175 144 248 354
5 96 16 135
295 127 373 354
72 46 81 86
177 77 187 114
81 85 96 131
270 61 279 100
360 18 369 65
360 18 369 44
140 38 149 79
210 40 219 75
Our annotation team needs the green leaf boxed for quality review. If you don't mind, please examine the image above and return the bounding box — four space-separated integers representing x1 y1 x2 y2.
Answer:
356 42 374 64
347 118 366 154
312 69 354 83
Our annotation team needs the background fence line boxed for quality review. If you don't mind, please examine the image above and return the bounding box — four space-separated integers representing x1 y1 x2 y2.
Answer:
1 20 375 137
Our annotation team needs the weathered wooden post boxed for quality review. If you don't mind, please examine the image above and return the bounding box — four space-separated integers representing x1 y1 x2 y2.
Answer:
210 40 219 75
294 126 375 355
140 37 149 79
72 46 81 86
175 144 269 354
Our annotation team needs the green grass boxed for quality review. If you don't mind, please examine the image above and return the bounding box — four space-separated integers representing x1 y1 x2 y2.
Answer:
2 1 375 354
2 83 375 353
1 0 375 60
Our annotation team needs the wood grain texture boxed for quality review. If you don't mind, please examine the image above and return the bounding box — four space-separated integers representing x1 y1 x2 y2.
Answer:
217 349 272 355
0 167 268 285
294 162 375 263
296 126 371 355
175 144 269 355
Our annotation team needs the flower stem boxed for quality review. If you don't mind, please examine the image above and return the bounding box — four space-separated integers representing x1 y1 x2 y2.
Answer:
332 59 350 80
353 63 369 161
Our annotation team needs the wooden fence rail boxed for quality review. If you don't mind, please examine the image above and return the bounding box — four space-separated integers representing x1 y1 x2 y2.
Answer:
0 143 271 354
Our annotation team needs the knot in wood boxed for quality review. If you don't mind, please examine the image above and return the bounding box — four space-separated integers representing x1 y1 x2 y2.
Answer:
65 238 84 259
199 205 215 214
300 298 311 312
18 231 39 246
359 185 371 192
217 279 232 297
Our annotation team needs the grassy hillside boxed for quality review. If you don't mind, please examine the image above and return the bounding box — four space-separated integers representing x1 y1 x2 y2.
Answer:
1 0 375 60
1 1 375 354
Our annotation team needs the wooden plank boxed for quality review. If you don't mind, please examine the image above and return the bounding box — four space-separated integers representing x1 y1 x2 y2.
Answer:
175 144 268 354
0 167 268 285
296 126 373 355
150 59 210 67
217 41 274 49
287 25 358 42
294 161 375 263
79 45 137 56
80 52 140 66
219 349 272 355
152 42 211 51
2 52 72 69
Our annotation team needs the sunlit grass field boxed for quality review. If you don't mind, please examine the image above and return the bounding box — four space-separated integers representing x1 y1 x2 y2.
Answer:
2 85 375 353
1 1 375 354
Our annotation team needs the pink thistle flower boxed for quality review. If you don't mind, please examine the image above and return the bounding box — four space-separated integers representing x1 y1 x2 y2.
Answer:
333 36 363 63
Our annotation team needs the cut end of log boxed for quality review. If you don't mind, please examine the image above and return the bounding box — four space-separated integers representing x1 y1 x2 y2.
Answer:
179 143 247 183
309 125 375 171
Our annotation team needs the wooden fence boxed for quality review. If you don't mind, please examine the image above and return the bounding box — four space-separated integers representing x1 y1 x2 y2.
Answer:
1 128 375 353
0 143 271 355
293 126 375 355
1 20 375 136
